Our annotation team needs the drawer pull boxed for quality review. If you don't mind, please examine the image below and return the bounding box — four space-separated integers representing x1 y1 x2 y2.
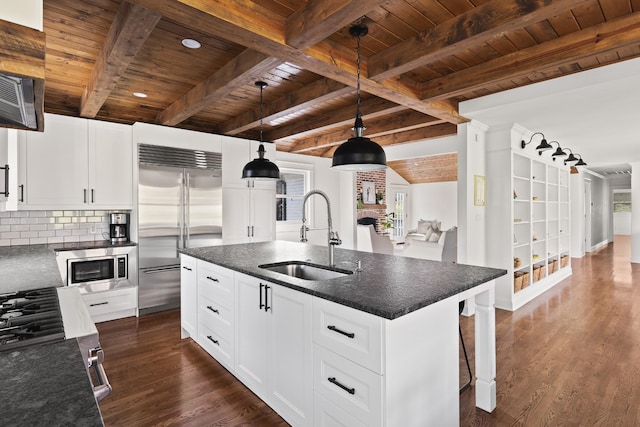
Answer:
182 266 192 271
328 377 355 395
327 325 355 339
206 336 219 345
206 305 219 314
206 276 219 282
90 301 109 307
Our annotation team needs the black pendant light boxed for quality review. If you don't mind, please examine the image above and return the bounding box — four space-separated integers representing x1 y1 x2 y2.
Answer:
242 81 280 180
332 25 386 171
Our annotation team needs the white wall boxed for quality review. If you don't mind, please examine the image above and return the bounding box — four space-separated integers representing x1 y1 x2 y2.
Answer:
614 212 632 235
410 182 457 230
570 172 585 257
459 121 488 266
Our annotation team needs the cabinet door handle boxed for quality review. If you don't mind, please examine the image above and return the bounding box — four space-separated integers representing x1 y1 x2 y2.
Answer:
1 164 8 197
247 226 250 237
327 325 355 339
206 276 219 282
207 336 219 346
264 284 271 312
19 184 24 202
206 306 219 314
182 266 192 271
91 189 95 203
259 283 265 310
90 301 109 307
251 226 254 237
84 189 87 203
328 377 355 395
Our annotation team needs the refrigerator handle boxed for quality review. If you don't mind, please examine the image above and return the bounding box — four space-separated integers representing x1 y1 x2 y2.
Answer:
184 172 190 248
178 173 185 250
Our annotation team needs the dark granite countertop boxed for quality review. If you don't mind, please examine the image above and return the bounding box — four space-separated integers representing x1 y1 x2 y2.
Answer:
0 242 137 293
1 339 104 426
180 241 507 320
0 244 64 291
51 240 137 252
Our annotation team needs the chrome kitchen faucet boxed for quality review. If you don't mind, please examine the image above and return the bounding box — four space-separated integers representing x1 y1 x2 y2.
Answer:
300 190 341 266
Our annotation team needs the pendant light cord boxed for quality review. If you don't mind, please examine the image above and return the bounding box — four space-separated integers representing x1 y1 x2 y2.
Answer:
259 84 264 143
355 33 361 118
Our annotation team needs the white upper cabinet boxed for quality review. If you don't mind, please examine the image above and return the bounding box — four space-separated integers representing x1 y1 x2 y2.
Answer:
221 135 276 244
16 113 133 210
88 120 133 208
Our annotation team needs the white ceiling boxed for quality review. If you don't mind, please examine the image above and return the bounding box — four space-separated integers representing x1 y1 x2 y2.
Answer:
459 56 640 175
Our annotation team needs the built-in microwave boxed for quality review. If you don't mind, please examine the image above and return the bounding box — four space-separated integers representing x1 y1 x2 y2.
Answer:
68 254 127 285
56 246 136 292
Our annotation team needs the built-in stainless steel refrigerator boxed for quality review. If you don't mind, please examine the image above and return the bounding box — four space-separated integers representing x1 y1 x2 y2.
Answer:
138 144 222 314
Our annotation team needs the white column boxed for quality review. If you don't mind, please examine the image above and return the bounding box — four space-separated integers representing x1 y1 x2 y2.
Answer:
474 284 496 412
630 163 640 263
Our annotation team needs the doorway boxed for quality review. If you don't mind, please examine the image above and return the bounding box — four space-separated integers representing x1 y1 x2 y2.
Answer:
585 180 592 252
390 185 408 242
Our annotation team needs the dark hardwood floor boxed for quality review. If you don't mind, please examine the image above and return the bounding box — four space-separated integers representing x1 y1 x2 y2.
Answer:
98 236 639 426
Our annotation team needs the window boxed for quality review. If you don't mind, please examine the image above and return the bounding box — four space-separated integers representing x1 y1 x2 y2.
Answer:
613 191 631 213
276 168 310 222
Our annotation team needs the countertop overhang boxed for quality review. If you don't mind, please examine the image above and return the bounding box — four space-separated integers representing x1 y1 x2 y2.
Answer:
180 241 507 320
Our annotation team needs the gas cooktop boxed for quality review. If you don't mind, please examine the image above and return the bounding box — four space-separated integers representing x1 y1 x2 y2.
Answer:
0 287 65 351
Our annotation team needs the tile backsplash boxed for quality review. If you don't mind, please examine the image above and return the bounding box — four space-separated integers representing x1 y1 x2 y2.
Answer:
0 210 119 246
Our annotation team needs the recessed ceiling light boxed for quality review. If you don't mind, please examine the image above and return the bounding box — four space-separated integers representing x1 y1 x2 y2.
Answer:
133 92 147 98
181 38 201 49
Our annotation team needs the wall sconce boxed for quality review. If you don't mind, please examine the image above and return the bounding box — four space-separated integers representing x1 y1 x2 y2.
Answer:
541 141 567 161
574 154 587 166
563 148 578 164
521 132 552 151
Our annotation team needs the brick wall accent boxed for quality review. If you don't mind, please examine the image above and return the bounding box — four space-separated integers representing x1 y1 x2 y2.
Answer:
356 170 387 233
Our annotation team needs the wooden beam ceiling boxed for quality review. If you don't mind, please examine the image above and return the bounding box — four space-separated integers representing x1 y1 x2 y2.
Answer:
40 0 640 170
367 0 589 81
387 153 458 184
419 11 640 101
80 2 161 117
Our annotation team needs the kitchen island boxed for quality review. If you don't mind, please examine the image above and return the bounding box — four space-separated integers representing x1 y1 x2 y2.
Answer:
180 241 506 426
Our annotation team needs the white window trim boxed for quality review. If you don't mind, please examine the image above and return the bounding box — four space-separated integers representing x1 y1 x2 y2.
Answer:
275 163 313 233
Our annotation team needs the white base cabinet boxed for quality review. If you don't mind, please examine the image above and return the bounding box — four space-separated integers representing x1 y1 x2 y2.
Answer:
81 287 137 323
235 272 313 427
180 255 197 338
180 259 490 426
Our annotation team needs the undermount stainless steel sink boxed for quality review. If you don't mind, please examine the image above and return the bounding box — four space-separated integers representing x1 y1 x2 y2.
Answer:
258 261 353 281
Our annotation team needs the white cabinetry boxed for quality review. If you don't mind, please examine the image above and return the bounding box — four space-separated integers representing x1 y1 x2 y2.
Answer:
235 272 313 427
180 255 197 338
82 287 137 323
487 125 572 311
197 260 235 372
16 113 133 209
221 136 276 244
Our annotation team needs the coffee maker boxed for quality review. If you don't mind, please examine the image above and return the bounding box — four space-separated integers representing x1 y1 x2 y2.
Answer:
109 213 129 244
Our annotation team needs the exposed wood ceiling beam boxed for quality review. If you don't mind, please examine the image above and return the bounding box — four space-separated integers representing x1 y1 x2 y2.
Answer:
367 0 588 81
290 110 443 153
80 2 161 118
155 0 387 126
128 0 466 124
216 78 352 135
157 49 282 126
265 98 405 142
286 0 388 48
419 11 640 101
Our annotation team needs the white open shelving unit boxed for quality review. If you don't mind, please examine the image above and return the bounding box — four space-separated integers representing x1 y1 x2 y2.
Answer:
487 125 572 311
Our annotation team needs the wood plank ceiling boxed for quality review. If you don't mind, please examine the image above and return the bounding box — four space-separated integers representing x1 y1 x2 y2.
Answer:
41 0 640 180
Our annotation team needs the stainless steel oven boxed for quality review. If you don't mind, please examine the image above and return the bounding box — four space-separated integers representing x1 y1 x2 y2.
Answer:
56 246 136 293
